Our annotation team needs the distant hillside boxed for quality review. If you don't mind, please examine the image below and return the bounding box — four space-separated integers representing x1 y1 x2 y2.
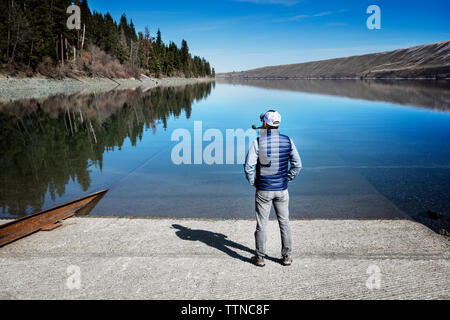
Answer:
220 41 450 80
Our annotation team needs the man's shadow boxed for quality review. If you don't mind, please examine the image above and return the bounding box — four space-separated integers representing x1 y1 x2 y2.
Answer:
172 224 279 264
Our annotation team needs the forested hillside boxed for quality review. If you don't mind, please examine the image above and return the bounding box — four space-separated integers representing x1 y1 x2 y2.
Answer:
0 0 214 78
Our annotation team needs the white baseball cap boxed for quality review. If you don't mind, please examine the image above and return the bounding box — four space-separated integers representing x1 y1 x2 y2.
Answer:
263 110 282 127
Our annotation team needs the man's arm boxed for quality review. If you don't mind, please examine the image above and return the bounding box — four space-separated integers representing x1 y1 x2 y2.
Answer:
288 139 302 182
244 139 259 186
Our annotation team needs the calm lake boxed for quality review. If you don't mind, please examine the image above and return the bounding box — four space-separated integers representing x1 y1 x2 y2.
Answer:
1 79 449 233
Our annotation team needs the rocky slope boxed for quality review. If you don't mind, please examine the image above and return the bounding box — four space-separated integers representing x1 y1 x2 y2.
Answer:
220 40 450 80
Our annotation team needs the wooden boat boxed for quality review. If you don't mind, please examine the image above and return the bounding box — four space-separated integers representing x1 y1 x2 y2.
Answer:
0 189 108 247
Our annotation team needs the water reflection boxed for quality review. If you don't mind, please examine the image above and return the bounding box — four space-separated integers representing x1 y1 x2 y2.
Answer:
1 79 449 236
217 79 450 111
0 82 214 217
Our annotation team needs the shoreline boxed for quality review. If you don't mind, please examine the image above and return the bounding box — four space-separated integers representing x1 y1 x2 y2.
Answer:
0 76 214 103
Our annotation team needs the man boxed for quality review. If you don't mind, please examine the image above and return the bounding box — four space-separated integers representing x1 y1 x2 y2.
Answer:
244 110 302 267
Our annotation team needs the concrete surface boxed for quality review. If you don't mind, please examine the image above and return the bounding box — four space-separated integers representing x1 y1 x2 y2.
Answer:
0 217 449 300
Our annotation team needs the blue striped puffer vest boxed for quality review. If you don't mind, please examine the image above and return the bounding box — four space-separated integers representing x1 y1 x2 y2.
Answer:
255 130 292 191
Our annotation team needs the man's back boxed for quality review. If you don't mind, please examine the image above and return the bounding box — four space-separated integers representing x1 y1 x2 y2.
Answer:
244 129 302 190
255 130 293 191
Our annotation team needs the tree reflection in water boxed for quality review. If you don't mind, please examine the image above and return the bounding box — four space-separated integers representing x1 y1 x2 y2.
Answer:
0 82 214 217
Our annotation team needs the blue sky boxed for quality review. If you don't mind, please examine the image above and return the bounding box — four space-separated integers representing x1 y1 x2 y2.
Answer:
88 0 450 73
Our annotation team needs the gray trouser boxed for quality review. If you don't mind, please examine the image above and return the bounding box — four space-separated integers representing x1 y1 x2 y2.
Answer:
255 189 292 258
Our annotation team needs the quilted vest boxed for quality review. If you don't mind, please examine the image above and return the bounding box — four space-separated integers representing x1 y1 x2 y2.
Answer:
255 130 292 191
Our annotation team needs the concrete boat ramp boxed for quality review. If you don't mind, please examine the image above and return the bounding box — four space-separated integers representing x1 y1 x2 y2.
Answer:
0 217 449 300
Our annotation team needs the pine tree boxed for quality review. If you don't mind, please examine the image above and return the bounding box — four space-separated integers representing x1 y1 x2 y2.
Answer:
0 1 214 78
27 0 54 67
180 39 191 77
129 20 137 42
0 0 9 61
6 0 30 64
148 49 161 77
156 29 162 48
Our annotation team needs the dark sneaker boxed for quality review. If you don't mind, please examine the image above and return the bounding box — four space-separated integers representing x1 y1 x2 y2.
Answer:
282 256 293 266
251 256 265 267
